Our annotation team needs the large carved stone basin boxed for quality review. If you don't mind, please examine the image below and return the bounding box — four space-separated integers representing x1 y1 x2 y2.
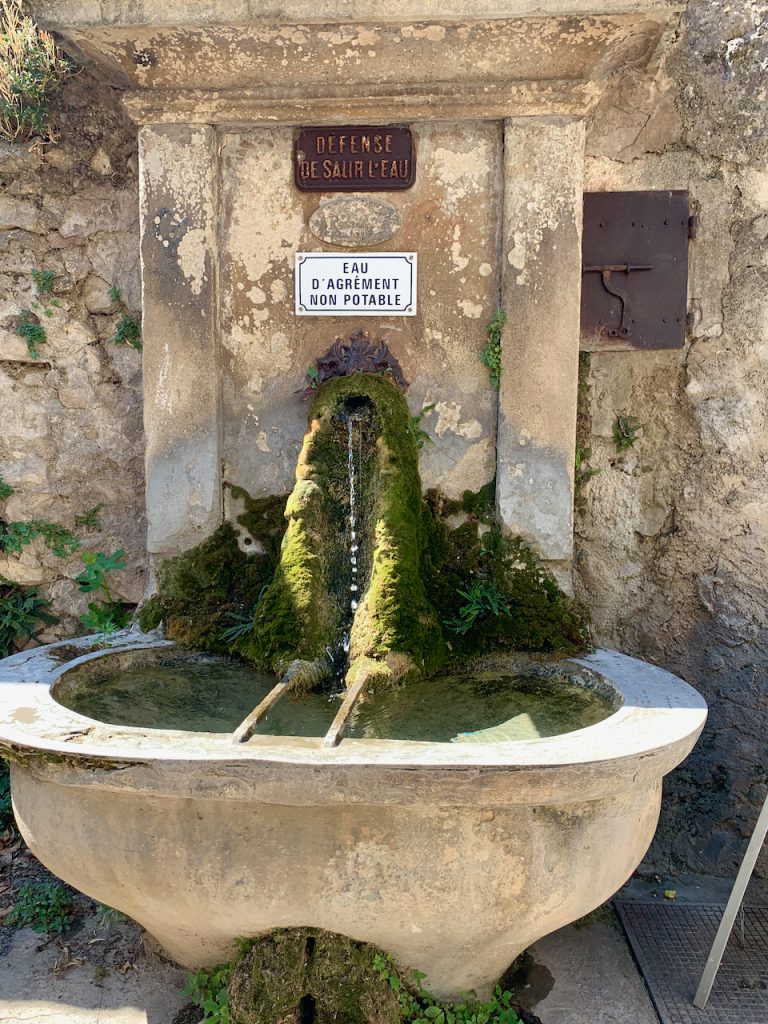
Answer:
0 633 706 999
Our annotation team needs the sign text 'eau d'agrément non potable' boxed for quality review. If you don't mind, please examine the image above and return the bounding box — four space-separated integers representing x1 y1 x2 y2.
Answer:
295 253 417 317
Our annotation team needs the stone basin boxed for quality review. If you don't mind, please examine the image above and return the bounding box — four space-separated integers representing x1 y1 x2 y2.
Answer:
0 632 706 999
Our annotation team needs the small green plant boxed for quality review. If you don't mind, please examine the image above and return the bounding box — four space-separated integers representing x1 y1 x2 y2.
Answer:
612 415 641 452
0 475 13 501
219 611 257 644
445 578 511 635
31 268 54 296
184 964 233 1024
0 518 80 557
219 585 269 645
30 267 59 318
96 903 126 929
481 308 507 389
0 0 72 143
10 269 60 357
408 403 435 451
76 549 131 633
7 881 73 935
0 758 12 829
107 286 142 350
575 445 599 487
13 309 46 358
372 954 520 1024
74 504 103 532
0 576 57 657
305 365 320 390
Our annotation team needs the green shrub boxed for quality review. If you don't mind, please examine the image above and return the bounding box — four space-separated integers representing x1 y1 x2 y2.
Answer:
0 576 57 657
96 903 127 929
0 518 80 557
13 309 46 358
612 415 641 452
372 954 521 1024
184 964 233 1024
0 0 72 143
76 549 132 633
445 579 511 635
107 286 142 350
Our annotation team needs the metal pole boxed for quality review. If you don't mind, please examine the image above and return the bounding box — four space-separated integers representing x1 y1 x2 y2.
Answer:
693 793 768 1008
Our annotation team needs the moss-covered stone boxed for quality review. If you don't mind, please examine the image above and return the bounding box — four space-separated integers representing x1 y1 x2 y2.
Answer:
140 493 287 655
137 595 163 632
422 492 588 658
240 373 446 683
139 412 585 673
228 928 401 1024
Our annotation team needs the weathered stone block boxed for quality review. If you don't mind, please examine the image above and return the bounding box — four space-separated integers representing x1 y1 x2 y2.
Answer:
497 118 585 564
139 124 220 555
309 197 402 246
59 187 137 238
0 197 48 234
82 274 118 314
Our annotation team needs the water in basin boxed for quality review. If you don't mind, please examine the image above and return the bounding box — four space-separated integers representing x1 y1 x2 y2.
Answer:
348 670 615 742
54 655 616 741
54 655 341 736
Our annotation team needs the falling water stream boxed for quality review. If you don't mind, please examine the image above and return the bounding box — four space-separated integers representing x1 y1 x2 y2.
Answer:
336 412 363 671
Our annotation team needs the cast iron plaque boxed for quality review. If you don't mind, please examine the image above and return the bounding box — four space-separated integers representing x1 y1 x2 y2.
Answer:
294 125 415 192
581 190 690 351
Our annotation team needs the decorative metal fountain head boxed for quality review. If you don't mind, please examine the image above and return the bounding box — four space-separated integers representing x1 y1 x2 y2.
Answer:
299 330 408 398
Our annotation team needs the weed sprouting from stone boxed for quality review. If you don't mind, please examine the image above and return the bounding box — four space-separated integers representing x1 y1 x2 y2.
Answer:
612 415 642 452
481 308 507 389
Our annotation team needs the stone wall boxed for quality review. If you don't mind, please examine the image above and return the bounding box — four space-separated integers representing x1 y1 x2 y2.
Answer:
575 0 768 876
0 73 146 637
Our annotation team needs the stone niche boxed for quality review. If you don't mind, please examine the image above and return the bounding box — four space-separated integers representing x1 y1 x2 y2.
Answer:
37 0 685 579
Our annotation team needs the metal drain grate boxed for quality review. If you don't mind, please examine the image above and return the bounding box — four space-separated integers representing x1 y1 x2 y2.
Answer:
615 902 768 1024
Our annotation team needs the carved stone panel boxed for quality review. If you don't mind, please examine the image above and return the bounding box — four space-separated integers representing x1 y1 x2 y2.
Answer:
309 197 402 247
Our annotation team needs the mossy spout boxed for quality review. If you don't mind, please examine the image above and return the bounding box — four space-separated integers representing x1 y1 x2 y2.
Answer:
239 374 445 688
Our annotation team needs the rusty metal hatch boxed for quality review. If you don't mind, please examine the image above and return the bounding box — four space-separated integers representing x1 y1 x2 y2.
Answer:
580 190 690 351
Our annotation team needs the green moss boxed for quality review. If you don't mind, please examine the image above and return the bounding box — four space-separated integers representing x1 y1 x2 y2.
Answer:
241 374 446 682
137 595 163 632
322 376 445 678
461 478 496 523
422 491 588 659
237 431 346 675
141 493 287 655
141 415 584 675
227 928 401 1024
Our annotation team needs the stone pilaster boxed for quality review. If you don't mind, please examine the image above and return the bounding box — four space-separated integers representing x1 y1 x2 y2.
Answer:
497 118 585 571
139 125 221 555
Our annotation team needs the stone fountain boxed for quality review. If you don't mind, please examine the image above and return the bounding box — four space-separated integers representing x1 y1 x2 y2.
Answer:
1 0 707 1003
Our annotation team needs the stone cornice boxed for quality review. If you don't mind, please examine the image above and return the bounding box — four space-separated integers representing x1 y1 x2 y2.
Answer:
32 1 686 30
122 80 599 126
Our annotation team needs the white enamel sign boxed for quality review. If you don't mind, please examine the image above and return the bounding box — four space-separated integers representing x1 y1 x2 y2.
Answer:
295 252 417 316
